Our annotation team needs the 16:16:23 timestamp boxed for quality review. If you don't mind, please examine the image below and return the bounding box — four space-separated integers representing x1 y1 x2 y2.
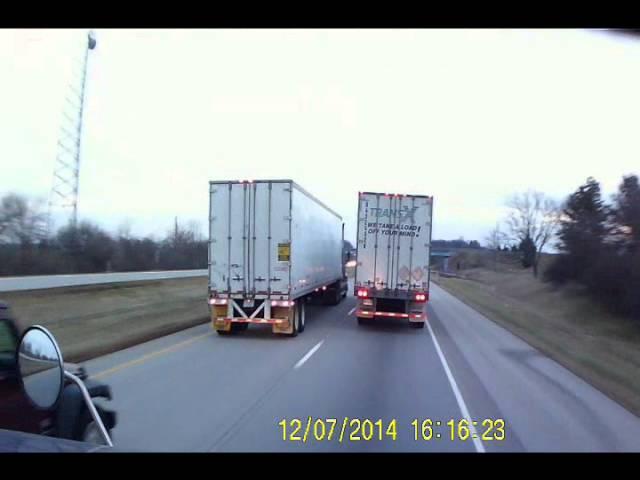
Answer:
411 419 506 441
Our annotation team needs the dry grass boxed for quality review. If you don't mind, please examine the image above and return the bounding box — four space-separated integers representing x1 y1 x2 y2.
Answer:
447 248 556 275
1 277 209 362
433 268 640 417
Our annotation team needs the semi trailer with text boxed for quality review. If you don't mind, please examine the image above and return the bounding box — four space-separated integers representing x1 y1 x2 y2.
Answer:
354 191 433 328
208 180 348 336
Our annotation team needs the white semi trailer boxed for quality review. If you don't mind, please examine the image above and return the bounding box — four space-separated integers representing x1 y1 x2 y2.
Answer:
354 191 434 328
208 180 348 336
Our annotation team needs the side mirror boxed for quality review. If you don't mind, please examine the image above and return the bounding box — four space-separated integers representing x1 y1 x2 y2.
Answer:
16 325 113 447
17 326 64 410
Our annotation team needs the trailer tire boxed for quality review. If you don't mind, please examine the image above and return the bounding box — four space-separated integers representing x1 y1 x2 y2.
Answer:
410 322 425 329
298 302 306 333
357 316 369 326
233 323 249 332
326 287 341 306
216 330 232 336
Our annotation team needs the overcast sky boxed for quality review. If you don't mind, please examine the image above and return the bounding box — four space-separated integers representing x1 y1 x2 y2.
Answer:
1 29 639 244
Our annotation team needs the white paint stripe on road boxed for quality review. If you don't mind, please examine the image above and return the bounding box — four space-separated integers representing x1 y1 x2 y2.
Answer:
426 321 485 453
294 340 324 370
348 307 356 316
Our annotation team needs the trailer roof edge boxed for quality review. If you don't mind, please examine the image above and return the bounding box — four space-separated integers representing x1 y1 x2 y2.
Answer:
209 179 343 221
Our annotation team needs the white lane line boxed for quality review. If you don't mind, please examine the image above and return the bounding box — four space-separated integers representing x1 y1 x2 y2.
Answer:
294 340 325 369
426 321 485 453
348 307 356 316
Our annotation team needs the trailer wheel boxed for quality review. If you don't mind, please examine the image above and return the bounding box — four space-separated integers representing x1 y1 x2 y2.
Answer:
357 316 369 326
410 322 425 329
326 287 341 306
216 330 232 336
298 302 306 333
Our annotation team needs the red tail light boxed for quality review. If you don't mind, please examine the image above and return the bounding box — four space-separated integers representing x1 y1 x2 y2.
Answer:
414 293 427 302
357 289 368 298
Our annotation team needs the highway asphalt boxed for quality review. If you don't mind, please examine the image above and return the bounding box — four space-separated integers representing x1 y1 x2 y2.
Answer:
0 270 207 292
81 284 640 452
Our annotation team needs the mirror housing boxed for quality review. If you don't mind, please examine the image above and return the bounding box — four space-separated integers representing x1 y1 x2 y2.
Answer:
16 326 64 410
16 325 114 447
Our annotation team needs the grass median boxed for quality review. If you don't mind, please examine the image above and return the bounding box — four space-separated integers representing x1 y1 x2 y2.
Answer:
432 269 640 417
2 277 209 363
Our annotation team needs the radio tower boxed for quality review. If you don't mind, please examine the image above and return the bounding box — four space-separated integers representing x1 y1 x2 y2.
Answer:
47 30 97 236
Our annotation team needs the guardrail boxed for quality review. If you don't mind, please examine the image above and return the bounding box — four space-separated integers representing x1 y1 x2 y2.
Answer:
0 270 208 293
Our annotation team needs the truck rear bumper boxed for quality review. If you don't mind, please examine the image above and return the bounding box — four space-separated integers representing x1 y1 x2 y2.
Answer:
213 317 293 334
356 310 426 321
211 301 295 334
213 317 286 325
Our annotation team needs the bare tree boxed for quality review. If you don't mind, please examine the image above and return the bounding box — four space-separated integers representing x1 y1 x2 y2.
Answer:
505 190 559 277
0 193 48 274
0 193 47 245
485 223 507 271
485 223 507 250
158 218 207 270
57 221 115 273
187 220 203 242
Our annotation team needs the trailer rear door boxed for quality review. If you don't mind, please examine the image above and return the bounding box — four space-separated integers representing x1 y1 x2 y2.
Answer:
356 193 433 291
209 181 291 297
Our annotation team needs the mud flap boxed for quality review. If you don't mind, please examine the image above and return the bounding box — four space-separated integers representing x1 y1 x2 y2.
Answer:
211 305 231 331
212 319 232 332
272 306 295 335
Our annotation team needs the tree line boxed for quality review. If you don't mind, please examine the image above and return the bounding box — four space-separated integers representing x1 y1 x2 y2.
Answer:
483 174 640 319
544 175 640 318
0 193 207 276
431 239 482 249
